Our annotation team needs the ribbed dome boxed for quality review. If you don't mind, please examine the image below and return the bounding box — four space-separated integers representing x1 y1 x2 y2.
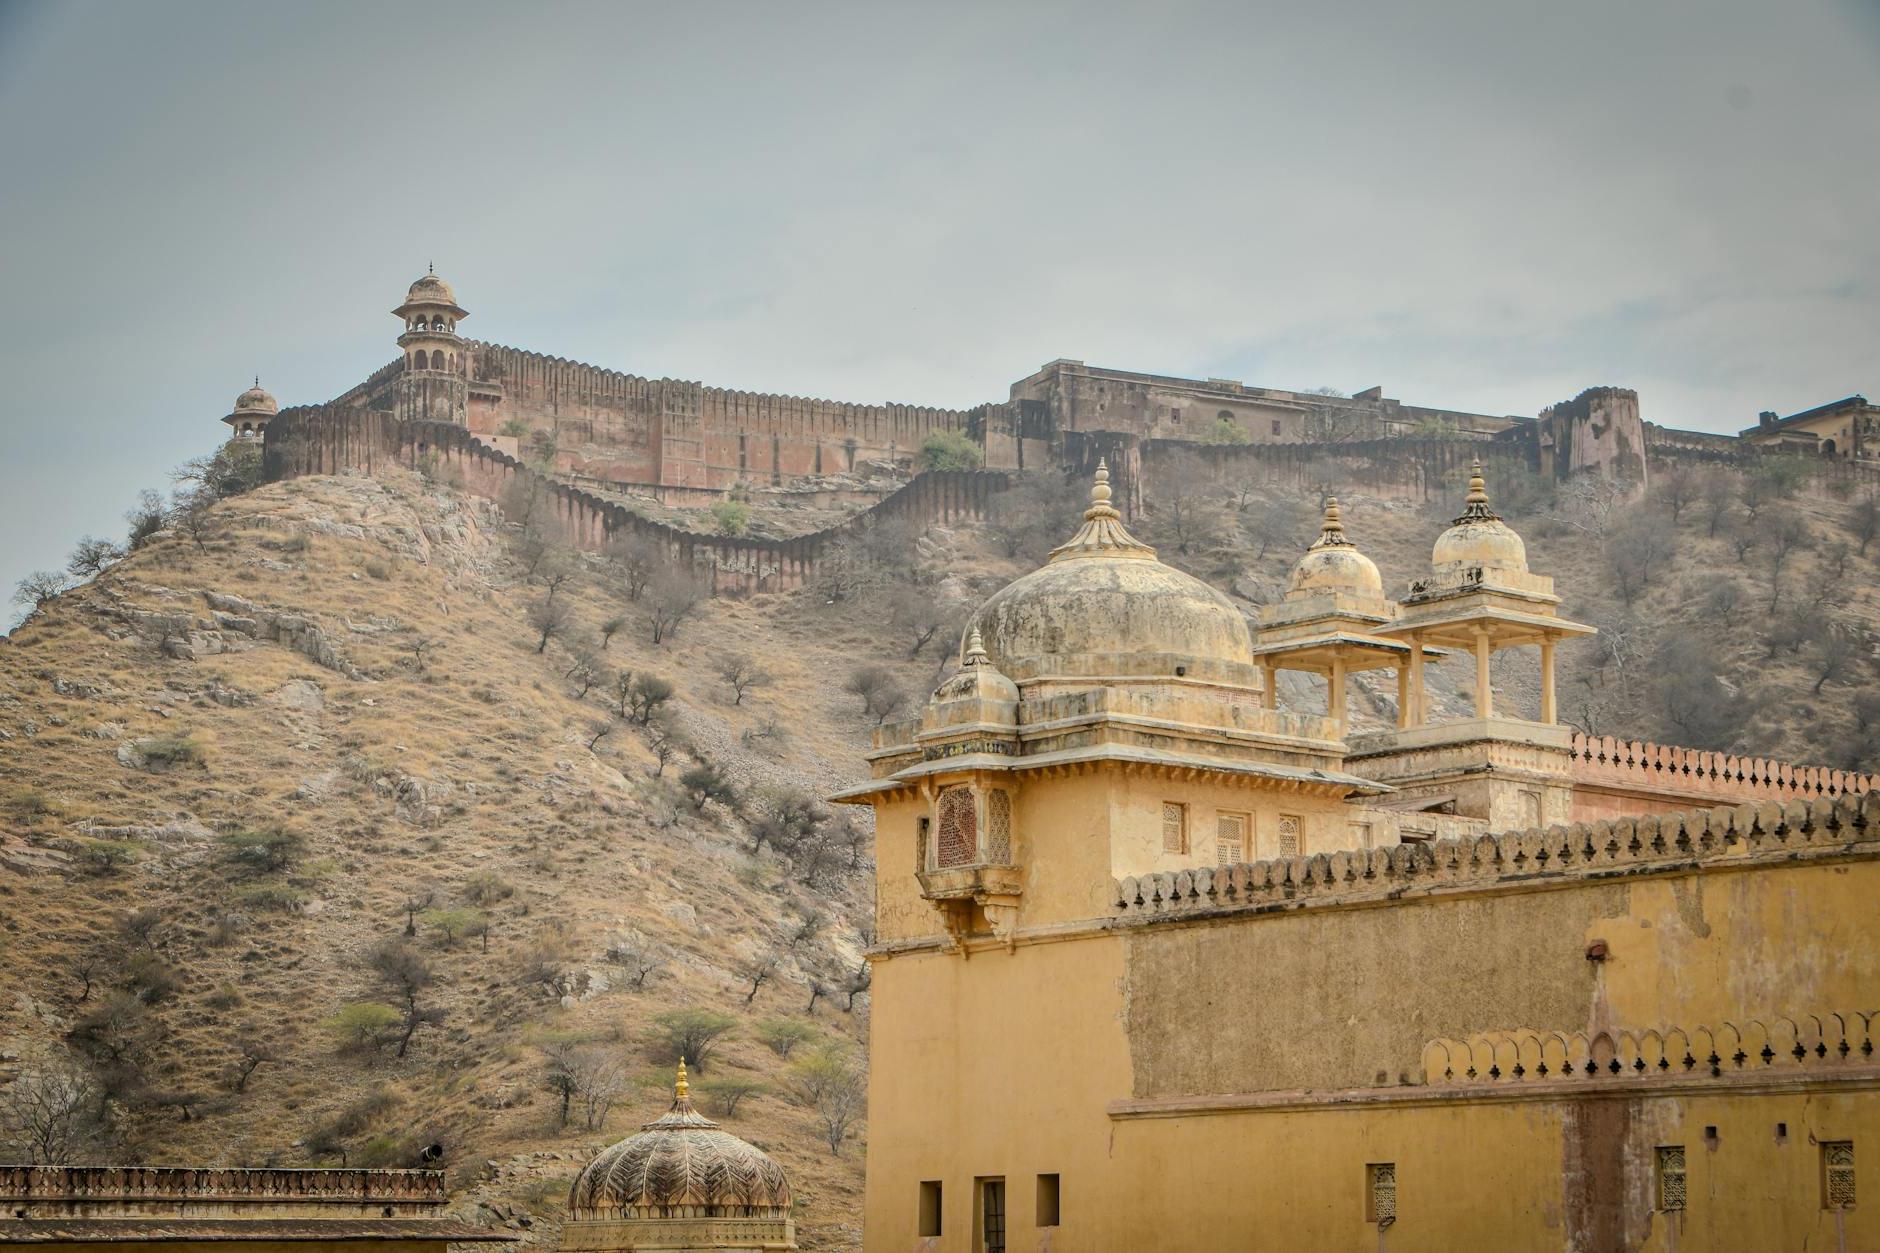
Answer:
231 381 278 416
1431 459 1527 573
404 272 457 306
965 462 1255 679
1286 498 1382 598
569 1064 792 1220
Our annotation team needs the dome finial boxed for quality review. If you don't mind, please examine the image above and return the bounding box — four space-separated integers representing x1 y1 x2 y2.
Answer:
1046 459 1156 562
427 260 434 275
254 374 260 388
963 627 989 666
1455 457 1500 523
674 1057 689 1102
1312 496 1351 549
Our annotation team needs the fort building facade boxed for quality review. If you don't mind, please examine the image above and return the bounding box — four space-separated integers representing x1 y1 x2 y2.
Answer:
835 462 1877 1252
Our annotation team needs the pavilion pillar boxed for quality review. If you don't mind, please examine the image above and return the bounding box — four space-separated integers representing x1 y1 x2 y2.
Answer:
1540 636 1557 724
1328 657 1347 735
1407 634 1426 727
1474 626 1493 719
1261 661 1279 711
1396 658 1411 730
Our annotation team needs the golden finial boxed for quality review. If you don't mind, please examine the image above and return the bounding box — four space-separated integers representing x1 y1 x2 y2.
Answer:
675 1057 689 1101
963 627 989 666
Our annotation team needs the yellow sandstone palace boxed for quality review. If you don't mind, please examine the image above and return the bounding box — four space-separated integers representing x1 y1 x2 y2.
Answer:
837 462 1878 1252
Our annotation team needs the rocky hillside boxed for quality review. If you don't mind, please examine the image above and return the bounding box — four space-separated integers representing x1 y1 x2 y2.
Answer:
0 467 988 1250
2 448 1874 1249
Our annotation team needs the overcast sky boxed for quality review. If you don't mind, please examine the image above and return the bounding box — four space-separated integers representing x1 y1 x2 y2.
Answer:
2 0 1876 624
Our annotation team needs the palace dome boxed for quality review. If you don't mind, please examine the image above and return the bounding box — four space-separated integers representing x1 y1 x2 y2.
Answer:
964 462 1255 680
1431 459 1527 573
230 381 277 416
1286 497 1382 599
568 1063 792 1221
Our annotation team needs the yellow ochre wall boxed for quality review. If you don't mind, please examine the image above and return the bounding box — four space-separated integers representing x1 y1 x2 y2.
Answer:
864 853 1880 1251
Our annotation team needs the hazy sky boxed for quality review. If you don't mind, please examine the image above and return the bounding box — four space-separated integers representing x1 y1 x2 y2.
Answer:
2 0 1876 624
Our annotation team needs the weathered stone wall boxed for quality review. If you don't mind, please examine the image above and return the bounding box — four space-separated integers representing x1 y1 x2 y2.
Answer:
262 406 1005 594
1524 386 1648 485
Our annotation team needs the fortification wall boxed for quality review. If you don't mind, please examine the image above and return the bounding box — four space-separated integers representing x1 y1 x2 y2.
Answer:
262 406 1005 594
1132 435 1509 515
1527 386 1647 485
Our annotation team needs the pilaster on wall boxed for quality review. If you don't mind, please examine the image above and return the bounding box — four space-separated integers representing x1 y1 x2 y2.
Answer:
262 407 1007 595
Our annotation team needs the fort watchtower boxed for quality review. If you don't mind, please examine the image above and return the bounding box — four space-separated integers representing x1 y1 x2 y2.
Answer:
392 265 469 426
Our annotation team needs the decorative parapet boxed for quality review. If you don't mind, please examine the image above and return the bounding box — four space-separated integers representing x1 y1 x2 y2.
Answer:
1568 732 1877 804
0 1165 447 1205
1422 1011 1876 1085
1113 793 1880 920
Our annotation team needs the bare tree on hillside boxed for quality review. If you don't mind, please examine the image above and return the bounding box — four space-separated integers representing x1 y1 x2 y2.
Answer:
1654 463 1697 522
845 665 906 725
1849 495 1880 556
366 941 444 1058
717 653 774 704
1695 466 1736 537
13 571 68 613
606 535 661 601
1605 510 1676 605
1761 513 1813 611
598 614 627 650
1143 453 1232 557
125 490 169 549
67 537 124 579
529 596 571 653
645 571 703 645
1806 622 1866 694
644 709 687 778
785 1045 867 1156
985 470 1085 564
0 1055 99 1164
1653 636 1746 749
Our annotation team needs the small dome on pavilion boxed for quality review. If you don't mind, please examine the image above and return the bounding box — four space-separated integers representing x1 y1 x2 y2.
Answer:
932 628 1020 706
569 1061 793 1221
393 265 468 318
1431 459 1527 574
965 461 1256 680
1286 497 1382 599
231 379 278 417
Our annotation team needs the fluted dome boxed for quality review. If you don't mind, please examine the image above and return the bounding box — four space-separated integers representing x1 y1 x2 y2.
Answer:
1431 459 1527 573
231 381 277 416
1286 497 1382 599
965 462 1255 681
569 1063 792 1221
393 266 468 318
405 273 456 306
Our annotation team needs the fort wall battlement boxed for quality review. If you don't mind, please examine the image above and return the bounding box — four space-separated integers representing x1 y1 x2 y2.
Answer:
263 406 1005 594
1113 791 1879 921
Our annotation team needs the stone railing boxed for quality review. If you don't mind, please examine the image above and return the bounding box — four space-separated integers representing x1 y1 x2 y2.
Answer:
0 1165 447 1205
1568 732 1877 804
1422 1011 1878 1084
1113 793 1879 920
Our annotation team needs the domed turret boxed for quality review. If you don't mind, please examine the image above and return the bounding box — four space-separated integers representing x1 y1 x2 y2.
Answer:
965 461 1256 684
1286 497 1383 600
1430 459 1527 574
566 1061 795 1250
222 376 278 439
392 265 471 426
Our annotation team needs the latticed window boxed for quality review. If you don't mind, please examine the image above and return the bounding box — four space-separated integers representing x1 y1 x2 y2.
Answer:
1216 813 1247 865
1367 1163 1396 1224
1823 1141 1855 1210
1278 814 1302 858
1162 803 1186 854
936 787 978 868
985 790 1013 863
1656 1146 1686 1211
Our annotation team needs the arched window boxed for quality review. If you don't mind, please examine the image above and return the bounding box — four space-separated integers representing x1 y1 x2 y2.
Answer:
415 350 429 370
936 786 978 868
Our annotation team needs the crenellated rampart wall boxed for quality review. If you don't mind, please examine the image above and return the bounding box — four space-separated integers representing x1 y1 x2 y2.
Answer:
1566 731 1876 819
263 406 1005 594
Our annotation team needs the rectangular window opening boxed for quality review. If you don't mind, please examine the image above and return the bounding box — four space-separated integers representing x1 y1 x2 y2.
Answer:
1216 812 1247 865
1823 1141 1855 1210
1036 1173 1060 1228
918 1180 942 1237
1366 1163 1396 1224
1657 1145 1686 1211
1277 813 1303 858
1161 802 1187 854
976 1177 1006 1253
